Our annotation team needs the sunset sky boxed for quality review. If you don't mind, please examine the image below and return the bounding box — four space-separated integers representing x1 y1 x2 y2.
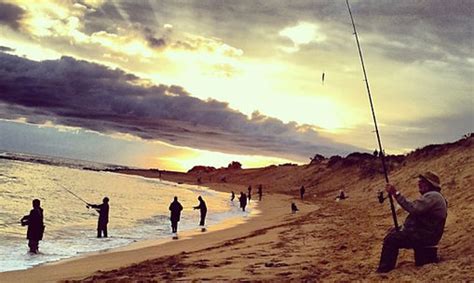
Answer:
0 0 472 171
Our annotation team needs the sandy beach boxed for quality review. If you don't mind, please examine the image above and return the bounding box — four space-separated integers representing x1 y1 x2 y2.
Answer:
1 1 472 281
1 136 473 282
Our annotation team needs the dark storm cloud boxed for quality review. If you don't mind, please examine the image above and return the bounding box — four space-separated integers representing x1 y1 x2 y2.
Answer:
0 2 25 30
0 53 360 160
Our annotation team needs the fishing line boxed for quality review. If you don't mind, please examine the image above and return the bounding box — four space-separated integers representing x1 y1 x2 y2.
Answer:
57 183 90 205
0 230 24 236
0 221 20 226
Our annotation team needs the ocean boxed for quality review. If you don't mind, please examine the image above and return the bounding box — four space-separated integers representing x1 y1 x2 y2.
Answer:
0 155 253 272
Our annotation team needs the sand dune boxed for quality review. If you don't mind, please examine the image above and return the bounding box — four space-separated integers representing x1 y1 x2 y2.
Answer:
1 135 472 282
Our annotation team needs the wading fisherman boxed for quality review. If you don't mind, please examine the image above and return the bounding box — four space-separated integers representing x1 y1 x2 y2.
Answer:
21 199 45 254
239 192 247 212
258 184 263 201
87 197 109 238
169 196 183 233
193 196 207 226
376 172 447 273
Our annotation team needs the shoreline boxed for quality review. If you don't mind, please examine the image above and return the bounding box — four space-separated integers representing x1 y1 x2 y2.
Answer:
43 200 260 268
1 136 472 281
0 173 254 274
0 178 292 283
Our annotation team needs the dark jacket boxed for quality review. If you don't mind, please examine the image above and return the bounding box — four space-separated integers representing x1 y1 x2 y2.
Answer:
194 199 207 213
21 207 44 240
395 191 448 245
169 200 183 222
90 203 109 224
300 186 305 197
239 193 247 207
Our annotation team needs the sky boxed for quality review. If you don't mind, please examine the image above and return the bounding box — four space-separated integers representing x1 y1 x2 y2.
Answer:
0 0 472 171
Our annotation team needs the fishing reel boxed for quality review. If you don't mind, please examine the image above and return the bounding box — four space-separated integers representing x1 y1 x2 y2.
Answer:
377 191 386 204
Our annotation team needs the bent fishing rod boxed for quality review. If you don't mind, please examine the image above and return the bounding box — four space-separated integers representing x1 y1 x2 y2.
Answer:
58 184 89 205
0 230 24 236
0 221 21 226
346 0 399 231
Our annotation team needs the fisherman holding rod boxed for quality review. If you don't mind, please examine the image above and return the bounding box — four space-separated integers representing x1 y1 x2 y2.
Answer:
0 201 45 252
86 197 110 238
59 184 110 238
21 199 45 254
346 0 448 273
377 172 447 273
0 221 23 226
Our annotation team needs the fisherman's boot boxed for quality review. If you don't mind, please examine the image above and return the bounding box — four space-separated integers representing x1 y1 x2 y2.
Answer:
28 240 39 254
376 244 399 273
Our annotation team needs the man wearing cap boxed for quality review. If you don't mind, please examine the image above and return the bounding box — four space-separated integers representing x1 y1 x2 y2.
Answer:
376 171 448 273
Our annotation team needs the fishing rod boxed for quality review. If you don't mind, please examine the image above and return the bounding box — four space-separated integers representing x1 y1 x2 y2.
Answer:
58 184 90 205
0 221 20 226
346 0 399 231
0 230 24 236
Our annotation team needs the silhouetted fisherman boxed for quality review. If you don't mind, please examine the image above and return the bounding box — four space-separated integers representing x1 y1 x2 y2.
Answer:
247 185 252 201
193 196 207 226
291 202 299 214
231 191 235 201
239 192 247 212
21 199 45 254
336 190 347 201
169 196 183 233
258 185 263 201
87 197 109 238
300 185 305 200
